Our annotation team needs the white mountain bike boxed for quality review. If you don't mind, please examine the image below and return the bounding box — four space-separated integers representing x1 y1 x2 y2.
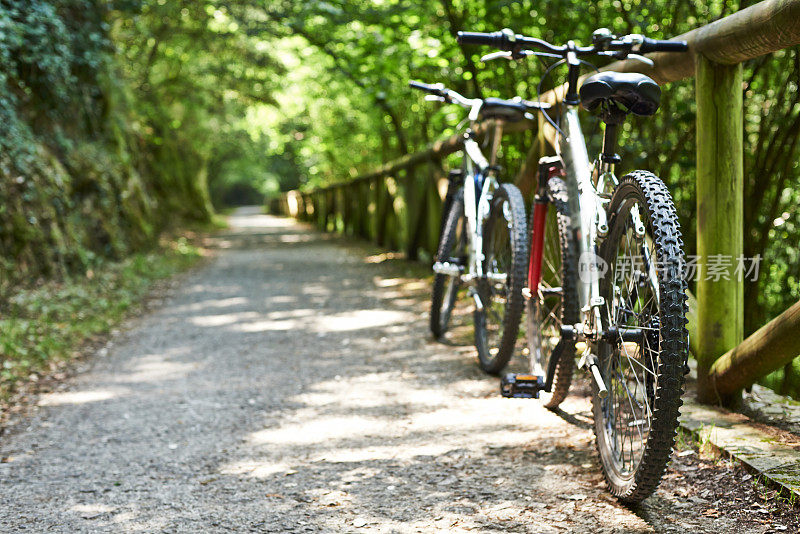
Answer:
411 80 546 374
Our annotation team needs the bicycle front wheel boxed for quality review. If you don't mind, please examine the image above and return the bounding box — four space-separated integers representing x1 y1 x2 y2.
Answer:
431 190 466 339
594 171 688 503
474 183 529 374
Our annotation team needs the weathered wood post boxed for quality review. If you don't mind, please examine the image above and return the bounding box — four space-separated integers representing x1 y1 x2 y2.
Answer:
404 166 426 261
361 179 371 240
426 162 443 257
695 55 744 406
352 180 362 238
315 191 324 230
375 176 388 247
708 298 800 397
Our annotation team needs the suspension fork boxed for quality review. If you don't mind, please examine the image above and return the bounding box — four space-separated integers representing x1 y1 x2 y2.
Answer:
462 133 491 280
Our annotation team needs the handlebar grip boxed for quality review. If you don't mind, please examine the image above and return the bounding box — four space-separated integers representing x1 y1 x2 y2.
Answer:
639 38 688 53
456 30 510 50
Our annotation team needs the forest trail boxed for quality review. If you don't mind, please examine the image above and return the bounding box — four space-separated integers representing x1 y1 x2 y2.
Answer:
0 208 745 533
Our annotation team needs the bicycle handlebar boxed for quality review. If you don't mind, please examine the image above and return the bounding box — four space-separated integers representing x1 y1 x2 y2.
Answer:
457 29 566 55
408 80 476 108
456 29 688 57
408 80 445 96
638 37 688 53
456 31 510 49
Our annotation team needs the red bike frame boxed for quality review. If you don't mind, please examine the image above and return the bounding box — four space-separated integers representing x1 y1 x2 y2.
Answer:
527 159 565 295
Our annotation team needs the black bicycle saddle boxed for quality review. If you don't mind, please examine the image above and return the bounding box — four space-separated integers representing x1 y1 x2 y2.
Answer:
579 71 661 116
479 97 529 122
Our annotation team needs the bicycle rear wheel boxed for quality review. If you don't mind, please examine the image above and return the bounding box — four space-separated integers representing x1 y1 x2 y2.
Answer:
594 171 688 503
474 183 529 374
527 177 578 409
431 190 466 339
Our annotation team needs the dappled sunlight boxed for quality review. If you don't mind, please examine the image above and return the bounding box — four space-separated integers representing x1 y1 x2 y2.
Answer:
296 374 452 410
300 283 331 297
263 307 316 320
374 277 405 287
190 310 259 327
170 297 249 314
248 415 392 446
233 318 303 332
267 295 298 305
39 388 124 407
114 351 201 383
228 211 294 229
219 459 294 478
307 442 457 464
228 308 412 334
70 503 116 516
317 309 412 332
277 233 315 243
364 252 405 264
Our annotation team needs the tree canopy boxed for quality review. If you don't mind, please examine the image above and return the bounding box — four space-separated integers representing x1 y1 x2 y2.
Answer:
1 0 799 391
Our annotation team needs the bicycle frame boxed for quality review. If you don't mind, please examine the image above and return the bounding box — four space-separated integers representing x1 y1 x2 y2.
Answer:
461 127 501 287
431 94 508 301
527 61 622 345
558 105 610 335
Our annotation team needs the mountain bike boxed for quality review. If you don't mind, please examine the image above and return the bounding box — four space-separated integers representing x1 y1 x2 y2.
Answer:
458 28 689 502
410 80 544 374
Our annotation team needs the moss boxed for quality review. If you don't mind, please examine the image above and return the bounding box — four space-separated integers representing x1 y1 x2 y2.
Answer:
0 1 214 295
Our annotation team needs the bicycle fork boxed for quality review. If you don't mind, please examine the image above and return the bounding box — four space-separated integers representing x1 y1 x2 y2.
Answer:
431 134 497 310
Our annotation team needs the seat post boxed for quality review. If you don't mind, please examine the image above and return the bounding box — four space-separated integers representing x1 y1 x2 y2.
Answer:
489 121 504 167
600 104 626 167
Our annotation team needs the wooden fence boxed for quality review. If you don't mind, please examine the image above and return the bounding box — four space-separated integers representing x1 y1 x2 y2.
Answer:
274 0 800 406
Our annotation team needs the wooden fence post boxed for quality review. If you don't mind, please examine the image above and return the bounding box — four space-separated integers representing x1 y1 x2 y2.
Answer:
314 192 323 230
358 180 370 240
339 186 348 234
384 176 399 250
695 55 744 406
425 161 444 258
404 166 426 261
375 176 387 246
708 298 800 397
367 178 377 241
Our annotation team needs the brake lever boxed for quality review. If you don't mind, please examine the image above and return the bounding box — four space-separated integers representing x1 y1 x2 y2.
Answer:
424 95 446 102
627 54 654 67
480 51 514 62
597 50 654 67
481 50 561 62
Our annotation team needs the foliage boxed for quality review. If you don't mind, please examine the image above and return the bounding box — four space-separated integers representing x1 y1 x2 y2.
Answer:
1 1 799 395
241 0 800 394
0 235 202 399
0 0 152 287
110 0 288 212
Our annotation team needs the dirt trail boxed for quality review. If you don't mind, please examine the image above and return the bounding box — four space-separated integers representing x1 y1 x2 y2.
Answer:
0 208 779 532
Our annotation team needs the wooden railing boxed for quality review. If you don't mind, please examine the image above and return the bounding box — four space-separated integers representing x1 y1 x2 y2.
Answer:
275 0 800 406
273 119 531 260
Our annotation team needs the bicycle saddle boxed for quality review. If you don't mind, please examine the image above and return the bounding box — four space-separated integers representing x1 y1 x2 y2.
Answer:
479 97 529 122
579 71 661 117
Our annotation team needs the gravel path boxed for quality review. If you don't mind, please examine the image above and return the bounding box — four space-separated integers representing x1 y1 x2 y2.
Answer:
0 208 768 532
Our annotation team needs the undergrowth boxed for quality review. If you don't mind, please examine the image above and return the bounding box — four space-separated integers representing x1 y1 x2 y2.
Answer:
0 236 203 399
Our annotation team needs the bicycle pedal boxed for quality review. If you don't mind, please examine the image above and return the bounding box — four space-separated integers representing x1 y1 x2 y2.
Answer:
500 373 544 399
